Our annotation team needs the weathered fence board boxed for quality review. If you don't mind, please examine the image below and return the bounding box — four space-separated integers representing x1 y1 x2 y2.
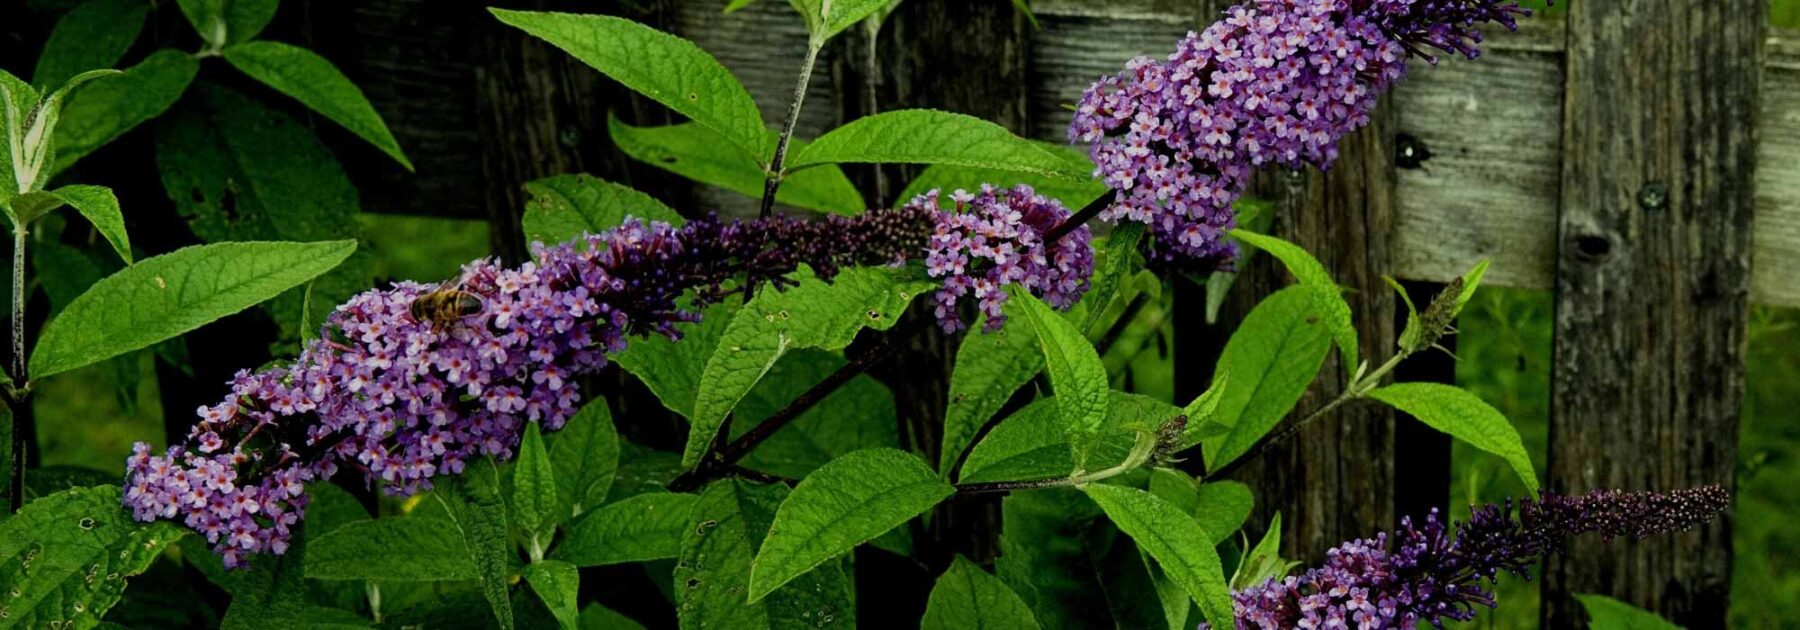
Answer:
1542 1 1761 626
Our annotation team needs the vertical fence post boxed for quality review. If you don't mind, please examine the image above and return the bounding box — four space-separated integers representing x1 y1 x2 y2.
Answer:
1544 1 1763 626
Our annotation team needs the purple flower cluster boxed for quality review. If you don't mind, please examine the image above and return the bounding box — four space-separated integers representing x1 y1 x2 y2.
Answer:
1070 0 1532 267
1211 485 1728 629
918 184 1096 332
124 208 938 566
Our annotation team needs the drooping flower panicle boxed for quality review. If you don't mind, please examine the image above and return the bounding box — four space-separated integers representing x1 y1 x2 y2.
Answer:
1215 485 1729 629
1070 0 1534 267
123 206 947 566
919 184 1096 332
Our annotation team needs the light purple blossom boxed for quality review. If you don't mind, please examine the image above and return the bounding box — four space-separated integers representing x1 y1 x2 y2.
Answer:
919 184 1096 332
1209 484 1728 629
1071 0 1533 267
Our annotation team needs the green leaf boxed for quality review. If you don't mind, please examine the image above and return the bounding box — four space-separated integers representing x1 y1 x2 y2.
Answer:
1082 484 1233 627
789 109 1083 180
222 41 411 169
724 0 760 12
222 534 373 630
1230 512 1297 591
1179 371 1231 449
1014 292 1110 470
492 9 770 161
33 0 149 89
512 423 561 536
49 184 130 263
1366 382 1539 496
675 479 855 630
615 300 737 420
1229 229 1357 370
1457 258 1490 314
1576 594 1682 630
547 399 621 521
0 486 185 628
1082 222 1145 334
305 517 479 581
0 70 37 201
6 69 118 197
522 174 684 246
1193 481 1253 546
50 49 197 176
685 266 929 466
176 0 279 47
960 395 1139 484
921 556 1041 629
733 350 899 479
787 0 892 40
1204 285 1334 472
994 488 1111 628
526 560 582 630
439 457 517 630
941 308 1044 476
156 83 360 243
580 604 646 630
609 117 863 215
895 142 1103 209
748 448 953 602
31 239 355 378
551 492 699 567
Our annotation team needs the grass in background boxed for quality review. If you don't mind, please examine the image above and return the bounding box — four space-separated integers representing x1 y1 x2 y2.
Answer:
1452 287 1800 627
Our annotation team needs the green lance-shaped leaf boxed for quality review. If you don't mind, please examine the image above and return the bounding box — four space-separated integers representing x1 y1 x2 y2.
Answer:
1229 229 1357 370
609 116 864 216
1204 284 1334 472
675 479 855 630
304 517 480 581
157 83 360 243
222 41 412 169
512 423 561 537
995 488 1112 627
940 307 1044 476
51 49 197 176
896 141 1105 209
222 533 373 630
960 394 1140 484
546 399 620 521
551 492 699 567
1194 481 1253 545
4 69 119 200
580 604 646 630
788 109 1086 180
31 239 356 378
33 0 149 89
921 556 1042 630
521 174 685 246
492 10 770 162
1083 484 1234 627
748 448 953 602
49 185 130 263
685 266 928 466
1081 222 1145 334
615 300 737 420
787 0 895 40
176 0 279 47
732 349 900 480
1013 291 1110 471
1230 512 1299 591
0 486 185 629
438 457 517 630
1575 594 1682 630
526 560 582 630
1367 382 1539 496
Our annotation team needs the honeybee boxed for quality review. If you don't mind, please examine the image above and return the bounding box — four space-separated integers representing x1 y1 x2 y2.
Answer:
410 283 485 331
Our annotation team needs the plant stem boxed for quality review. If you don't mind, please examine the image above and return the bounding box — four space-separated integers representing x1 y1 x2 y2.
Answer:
666 315 933 492
7 225 25 512
954 429 1158 496
1043 190 1114 246
759 37 824 219
1203 351 1407 482
11 226 25 385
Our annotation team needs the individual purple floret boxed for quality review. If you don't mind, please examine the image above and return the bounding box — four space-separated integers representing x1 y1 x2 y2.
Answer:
1070 0 1534 267
918 184 1096 333
124 208 938 567
1208 485 1728 629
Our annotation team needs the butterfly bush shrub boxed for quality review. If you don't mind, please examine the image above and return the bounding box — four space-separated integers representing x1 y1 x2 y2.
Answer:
0 0 1725 628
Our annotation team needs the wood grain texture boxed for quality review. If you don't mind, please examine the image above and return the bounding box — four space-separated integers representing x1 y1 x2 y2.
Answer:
1543 1 1762 626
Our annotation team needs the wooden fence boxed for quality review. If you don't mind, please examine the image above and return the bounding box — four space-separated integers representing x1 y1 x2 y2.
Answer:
310 0 1782 626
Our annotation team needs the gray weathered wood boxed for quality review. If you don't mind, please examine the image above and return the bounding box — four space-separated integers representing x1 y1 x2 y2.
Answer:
1542 1 1762 626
